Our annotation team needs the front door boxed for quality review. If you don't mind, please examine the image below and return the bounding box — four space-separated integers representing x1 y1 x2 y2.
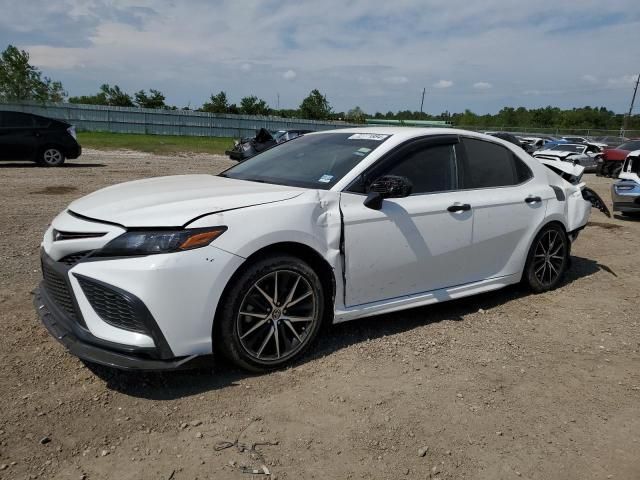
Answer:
340 139 477 307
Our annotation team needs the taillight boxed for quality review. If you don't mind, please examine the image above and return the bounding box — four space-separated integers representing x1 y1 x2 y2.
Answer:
67 126 77 140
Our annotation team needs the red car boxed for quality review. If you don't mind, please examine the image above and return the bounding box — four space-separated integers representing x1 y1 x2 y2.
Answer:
600 139 640 176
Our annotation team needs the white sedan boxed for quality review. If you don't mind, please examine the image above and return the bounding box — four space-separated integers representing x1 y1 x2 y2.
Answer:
35 128 596 372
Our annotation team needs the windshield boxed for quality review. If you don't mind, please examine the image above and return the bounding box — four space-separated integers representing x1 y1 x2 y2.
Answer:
550 144 585 153
619 140 640 151
221 132 390 189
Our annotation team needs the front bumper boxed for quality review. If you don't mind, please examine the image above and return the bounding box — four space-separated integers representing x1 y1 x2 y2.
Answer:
35 250 201 370
611 181 640 213
34 285 198 370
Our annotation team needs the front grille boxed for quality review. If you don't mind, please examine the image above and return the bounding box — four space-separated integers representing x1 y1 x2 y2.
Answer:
59 251 92 266
42 262 77 320
77 277 148 334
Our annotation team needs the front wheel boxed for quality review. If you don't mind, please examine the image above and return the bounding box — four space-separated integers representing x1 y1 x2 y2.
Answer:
215 255 325 372
38 147 65 167
523 224 569 293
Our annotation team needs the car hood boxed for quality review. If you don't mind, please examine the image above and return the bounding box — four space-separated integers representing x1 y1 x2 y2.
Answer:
535 149 570 157
68 174 305 227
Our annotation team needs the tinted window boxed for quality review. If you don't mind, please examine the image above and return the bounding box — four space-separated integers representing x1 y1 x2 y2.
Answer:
33 115 51 127
4 112 34 127
462 138 531 189
382 144 456 194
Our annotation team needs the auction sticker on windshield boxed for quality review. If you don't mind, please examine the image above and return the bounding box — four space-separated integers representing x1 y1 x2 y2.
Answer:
318 174 334 183
348 133 390 141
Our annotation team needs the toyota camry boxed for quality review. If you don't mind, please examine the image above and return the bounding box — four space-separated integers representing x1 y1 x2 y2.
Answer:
35 128 598 372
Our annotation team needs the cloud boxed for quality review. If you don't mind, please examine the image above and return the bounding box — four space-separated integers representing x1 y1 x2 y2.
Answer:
3 0 640 113
473 82 492 90
433 80 453 89
607 74 639 87
383 76 409 85
283 69 297 80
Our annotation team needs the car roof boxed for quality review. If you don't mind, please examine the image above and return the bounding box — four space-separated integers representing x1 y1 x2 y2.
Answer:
310 126 495 142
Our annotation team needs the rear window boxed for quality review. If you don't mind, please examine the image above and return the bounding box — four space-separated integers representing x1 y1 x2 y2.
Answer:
461 138 532 189
3 112 34 127
33 115 52 127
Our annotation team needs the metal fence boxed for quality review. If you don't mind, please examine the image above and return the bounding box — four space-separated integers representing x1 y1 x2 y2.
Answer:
0 102 358 138
1 102 637 140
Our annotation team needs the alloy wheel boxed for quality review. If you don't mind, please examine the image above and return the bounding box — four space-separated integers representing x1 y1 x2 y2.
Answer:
43 148 63 165
236 270 318 362
532 229 565 286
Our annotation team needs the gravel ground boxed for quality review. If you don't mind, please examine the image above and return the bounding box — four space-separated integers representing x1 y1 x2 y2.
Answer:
0 149 639 480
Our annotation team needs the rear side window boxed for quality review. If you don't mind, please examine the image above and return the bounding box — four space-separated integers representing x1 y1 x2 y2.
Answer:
33 116 51 127
461 138 531 189
382 144 456 194
4 112 34 127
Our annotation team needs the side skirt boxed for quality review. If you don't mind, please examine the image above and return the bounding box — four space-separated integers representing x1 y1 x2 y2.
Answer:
333 274 521 323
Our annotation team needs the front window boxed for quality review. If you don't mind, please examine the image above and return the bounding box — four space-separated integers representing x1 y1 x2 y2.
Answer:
221 132 390 189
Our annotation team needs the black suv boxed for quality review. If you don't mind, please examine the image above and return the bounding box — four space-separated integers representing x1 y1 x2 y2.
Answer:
0 111 82 167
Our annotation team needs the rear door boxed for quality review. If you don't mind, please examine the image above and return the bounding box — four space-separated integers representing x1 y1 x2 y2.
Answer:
457 137 549 281
340 137 478 306
0 112 37 159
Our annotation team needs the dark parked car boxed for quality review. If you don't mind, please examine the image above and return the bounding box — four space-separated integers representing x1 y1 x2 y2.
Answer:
226 128 313 161
0 111 81 167
487 131 533 153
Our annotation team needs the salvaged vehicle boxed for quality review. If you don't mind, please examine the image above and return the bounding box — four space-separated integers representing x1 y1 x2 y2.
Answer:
611 150 640 216
533 143 601 172
600 139 640 177
35 128 603 372
225 128 313 161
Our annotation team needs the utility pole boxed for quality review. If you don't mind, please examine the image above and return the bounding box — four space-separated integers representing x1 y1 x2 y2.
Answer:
420 88 426 118
623 73 640 135
277 93 280 110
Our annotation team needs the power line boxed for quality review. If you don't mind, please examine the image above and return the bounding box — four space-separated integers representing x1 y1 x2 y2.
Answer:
623 73 639 134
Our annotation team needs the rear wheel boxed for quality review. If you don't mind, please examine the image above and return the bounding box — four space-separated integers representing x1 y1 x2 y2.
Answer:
524 224 569 293
38 147 65 167
215 255 324 372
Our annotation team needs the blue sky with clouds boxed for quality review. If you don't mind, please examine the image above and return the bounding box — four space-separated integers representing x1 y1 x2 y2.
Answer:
1 0 639 114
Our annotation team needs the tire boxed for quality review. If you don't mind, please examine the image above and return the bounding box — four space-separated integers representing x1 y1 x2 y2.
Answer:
523 224 570 293
38 147 65 167
215 255 325 372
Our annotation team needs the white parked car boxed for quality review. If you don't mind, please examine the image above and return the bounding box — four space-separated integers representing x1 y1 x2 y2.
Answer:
533 143 601 172
35 128 601 372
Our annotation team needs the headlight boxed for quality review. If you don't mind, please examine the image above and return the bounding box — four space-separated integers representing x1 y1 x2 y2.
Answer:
95 227 227 257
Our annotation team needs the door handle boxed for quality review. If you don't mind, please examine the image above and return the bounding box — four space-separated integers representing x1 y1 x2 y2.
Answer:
524 196 542 204
447 203 471 212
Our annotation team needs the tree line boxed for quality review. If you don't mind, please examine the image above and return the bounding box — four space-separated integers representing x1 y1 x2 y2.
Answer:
1 44 638 130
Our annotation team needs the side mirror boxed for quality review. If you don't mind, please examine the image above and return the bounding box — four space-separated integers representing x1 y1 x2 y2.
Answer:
363 175 413 210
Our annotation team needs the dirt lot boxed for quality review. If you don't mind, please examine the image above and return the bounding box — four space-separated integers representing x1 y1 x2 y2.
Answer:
0 149 639 480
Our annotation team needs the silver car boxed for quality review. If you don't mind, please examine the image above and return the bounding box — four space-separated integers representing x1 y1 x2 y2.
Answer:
612 150 640 216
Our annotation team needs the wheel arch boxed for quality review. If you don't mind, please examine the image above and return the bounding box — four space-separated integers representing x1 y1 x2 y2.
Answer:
212 241 336 336
520 218 570 281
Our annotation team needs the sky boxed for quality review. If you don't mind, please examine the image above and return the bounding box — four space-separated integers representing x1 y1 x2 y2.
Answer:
1 0 639 114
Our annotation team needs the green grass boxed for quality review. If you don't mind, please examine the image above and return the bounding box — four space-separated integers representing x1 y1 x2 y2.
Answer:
78 131 234 155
